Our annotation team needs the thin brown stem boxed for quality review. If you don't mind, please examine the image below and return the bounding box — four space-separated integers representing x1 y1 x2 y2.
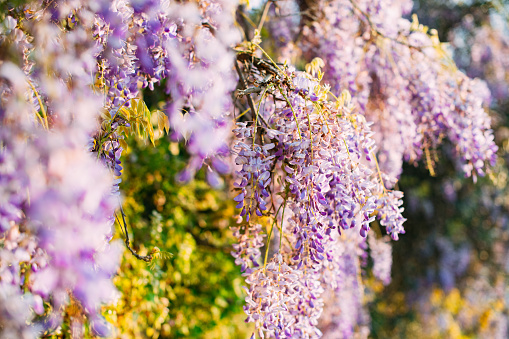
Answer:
26 79 49 130
257 0 272 32
116 205 153 262
234 60 271 129
348 0 432 50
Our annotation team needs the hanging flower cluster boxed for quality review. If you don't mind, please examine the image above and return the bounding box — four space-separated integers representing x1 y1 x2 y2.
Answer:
0 0 499 337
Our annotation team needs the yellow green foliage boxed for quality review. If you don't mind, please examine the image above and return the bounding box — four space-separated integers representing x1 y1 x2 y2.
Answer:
102 136 251 338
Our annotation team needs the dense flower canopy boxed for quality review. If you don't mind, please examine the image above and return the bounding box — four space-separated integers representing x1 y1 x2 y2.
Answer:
0 0 505 338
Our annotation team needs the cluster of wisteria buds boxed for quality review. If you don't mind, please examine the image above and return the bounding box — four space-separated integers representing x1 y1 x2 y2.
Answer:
231 57 407 336
270 0 498 181
0 0 501 337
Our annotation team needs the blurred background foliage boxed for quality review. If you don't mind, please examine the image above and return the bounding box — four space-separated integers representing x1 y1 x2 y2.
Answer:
102 135 251 338
369 1 509 337
80 0 509 338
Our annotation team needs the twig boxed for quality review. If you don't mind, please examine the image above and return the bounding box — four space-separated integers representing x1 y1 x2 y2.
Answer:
278 84 302 139
26 79 49 129
236 5 254 41
348 0 432 50
234 60 271 129
117 204 153 262
237 52 281 75
115 213 125 237
263 202 284 271
237 87 263 96
257 0 272 32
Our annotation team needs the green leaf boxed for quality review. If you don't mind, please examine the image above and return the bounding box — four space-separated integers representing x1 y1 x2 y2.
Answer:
136 98 144 117
156 110 170 134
